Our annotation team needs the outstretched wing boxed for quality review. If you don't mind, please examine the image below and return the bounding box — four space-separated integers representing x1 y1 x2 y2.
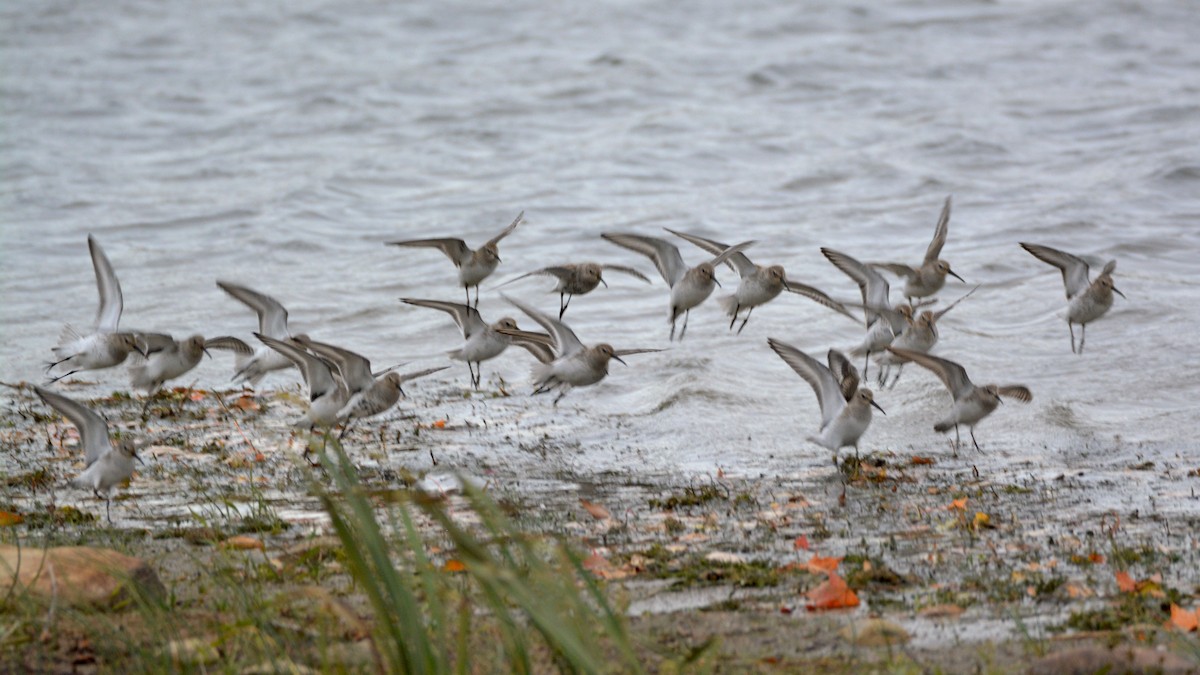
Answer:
600 264 652 283
400 298 488 339
767 338 845 430
924 196 953 264
484 211 524 247
295 336 375 394
502 294 584 357
218 281 290 339
886 347 973 399
34 386 111 467
933 284 981 321
821 247 891 324
1020 243 1091 299
783 279 859 322
256 333 339 400
386 238 471 266
664 229 756 278
997 385 1033 402
601 233 687 287
826 349 860 402
87 236 124 333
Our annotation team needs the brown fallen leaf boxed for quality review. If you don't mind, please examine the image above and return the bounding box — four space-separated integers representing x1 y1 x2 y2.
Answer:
805 571 859 611
0 511 23 527
442 559 466 573
793 535 810 551
910 456 935 466
579 499 611 520
918 604 964 619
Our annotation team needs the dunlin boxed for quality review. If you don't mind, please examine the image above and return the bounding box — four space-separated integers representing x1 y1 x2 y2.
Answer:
886 347 1031 452
46 236 145 382
129 334 209 396
767 338 885 467
1020 243 1123 354
872 285 979 387
213 281 299 385
292 335 447 433
499 295 661 404
601 232 753 340
399 298 550 389
388 211 524 307
668 230 857 333
33 386 143 523
255 333 348 430
821 247 911 378
873 196 965 305
499 262 651 317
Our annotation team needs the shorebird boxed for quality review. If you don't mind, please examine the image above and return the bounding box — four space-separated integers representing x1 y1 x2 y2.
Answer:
388 211 524 307
767 339 885 467
499 295 661 404
255 333 347 430
498 262 651 318
601 232 753 340
129 334 209 396
210 281 300 386
1020 243 1124 354
821 247 911 379
887 347 1031 452
400 298 553 389
873 196 965 305
871 285 979 387
33 386 143 523
667 230 857 333
292 335 447 436
46 236 145 382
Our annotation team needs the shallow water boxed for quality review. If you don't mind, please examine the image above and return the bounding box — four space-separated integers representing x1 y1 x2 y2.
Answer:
3 0 1199 498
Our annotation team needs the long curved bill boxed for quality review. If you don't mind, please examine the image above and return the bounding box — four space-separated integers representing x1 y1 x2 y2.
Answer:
1112 286 1126 299
870 400 887 415
612 355 628 366
948 269 965 283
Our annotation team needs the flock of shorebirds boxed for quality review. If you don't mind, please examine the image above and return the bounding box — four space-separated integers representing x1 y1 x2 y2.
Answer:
27 197 1125 521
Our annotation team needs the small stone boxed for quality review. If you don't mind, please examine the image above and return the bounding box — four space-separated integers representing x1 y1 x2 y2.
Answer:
838 618 911 647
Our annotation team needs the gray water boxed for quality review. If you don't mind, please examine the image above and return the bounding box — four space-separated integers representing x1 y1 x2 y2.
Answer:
3 0 1199 491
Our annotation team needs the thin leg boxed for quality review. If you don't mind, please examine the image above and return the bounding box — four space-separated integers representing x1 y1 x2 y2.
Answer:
1078 323 1086 354
729 305 740 330
889 364 904 389
970 428 981 452
1069 322 1077 354
559 293 567 319
553 389 567 406
669 314 677 342
465 285 472 308
473 285 480 308
862 352 870 381
105 496 112 524
679 310 690 340
736 306 754 335
47 369 80 384
954 425 961 450
338 418 355 441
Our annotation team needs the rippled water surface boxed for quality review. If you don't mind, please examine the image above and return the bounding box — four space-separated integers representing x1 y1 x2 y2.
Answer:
3 0 1199 477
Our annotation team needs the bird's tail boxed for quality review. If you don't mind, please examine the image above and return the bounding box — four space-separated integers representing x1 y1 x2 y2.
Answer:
717 295 738 317
933 421 954 433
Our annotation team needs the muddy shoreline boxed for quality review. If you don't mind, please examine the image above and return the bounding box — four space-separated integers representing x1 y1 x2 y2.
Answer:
2 381 1198 671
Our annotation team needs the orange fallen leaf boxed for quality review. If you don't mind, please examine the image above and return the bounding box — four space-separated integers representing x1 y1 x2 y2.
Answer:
949 498 968 510
910 456 935 466
1088 552 1105 564
807 555 842 574
432 419 446 429
1167 604 1199 632
189 390 207 402
233 395 260 412
442 559 466 573
0 511 23 527
579 499 611 520
794 535 810 551
805 571 859 611
1115 570 1136 593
